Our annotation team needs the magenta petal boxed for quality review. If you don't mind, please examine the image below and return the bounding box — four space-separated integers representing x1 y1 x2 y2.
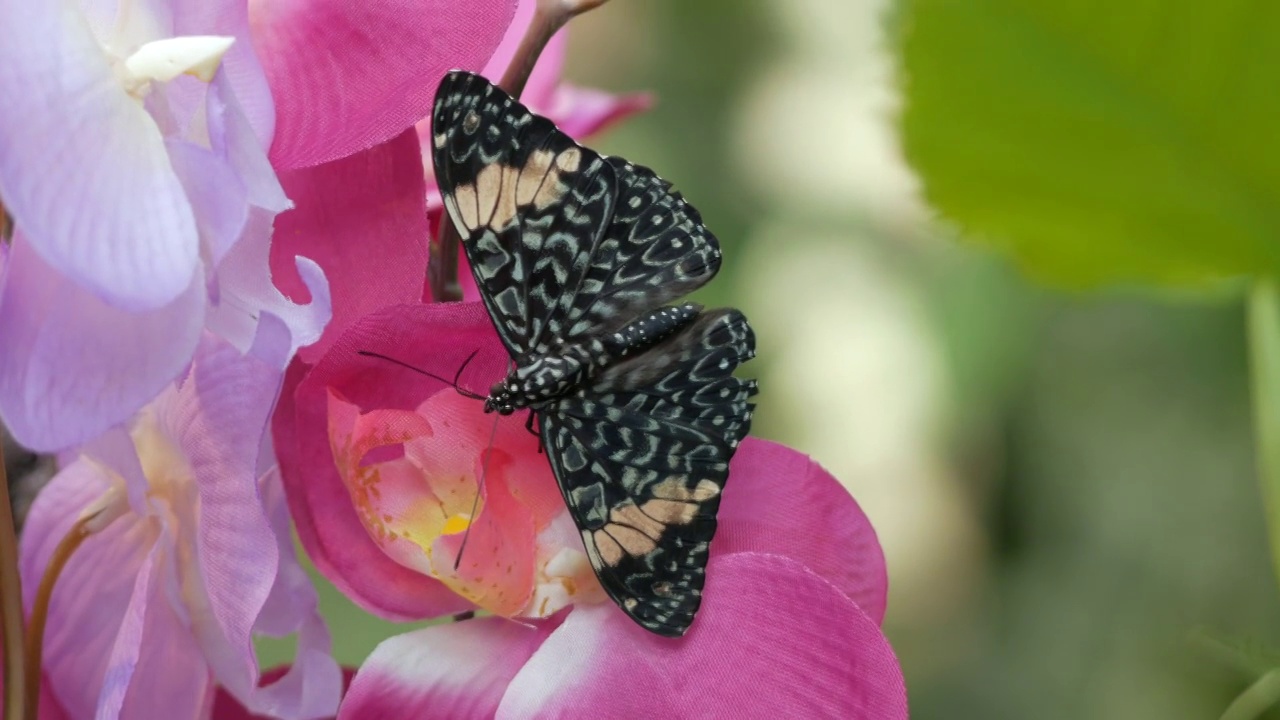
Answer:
277 302 506 619
0 0 199 310
715 438 890 624
340 617 552 720
256 0 518 168
274 130 428 364
499 554 908 719
0 236 203 451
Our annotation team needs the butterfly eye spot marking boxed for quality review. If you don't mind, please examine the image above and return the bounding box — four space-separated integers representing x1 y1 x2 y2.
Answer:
433 132 447 149
653 581 674 597
463 111 481 133
624 598 639 611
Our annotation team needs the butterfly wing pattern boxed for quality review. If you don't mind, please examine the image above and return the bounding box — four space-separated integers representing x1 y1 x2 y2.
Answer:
432 70 757 637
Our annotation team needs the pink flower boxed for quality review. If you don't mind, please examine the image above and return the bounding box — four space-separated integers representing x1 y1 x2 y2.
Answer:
19 328 340 720
274 303 908 717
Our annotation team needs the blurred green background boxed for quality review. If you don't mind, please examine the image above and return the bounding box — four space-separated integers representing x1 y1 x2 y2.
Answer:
570 1 1279 718
278 1 1280 717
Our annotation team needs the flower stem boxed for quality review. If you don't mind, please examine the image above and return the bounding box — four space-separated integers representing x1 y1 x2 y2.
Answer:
1221 668 1280 720
427 0 612 302
1248 281 1280 599
0 441 26 720
22 514 93 720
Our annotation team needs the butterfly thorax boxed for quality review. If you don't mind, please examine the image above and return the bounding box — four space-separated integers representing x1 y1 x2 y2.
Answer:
484 303 704 415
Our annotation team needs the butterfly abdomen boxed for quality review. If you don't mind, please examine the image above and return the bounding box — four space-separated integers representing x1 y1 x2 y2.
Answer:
603 303 702 359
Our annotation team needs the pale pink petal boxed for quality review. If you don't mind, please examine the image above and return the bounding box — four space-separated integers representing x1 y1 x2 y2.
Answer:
248 469 343 719
498 554 908 719
0 1 198 310
547 85 653 140
277 302 506 619
339 617 554 720
273 130 428 364
255 0 518 168
207 208 331 363
715 439 890 623
114 562 213 720
0 236 203 451
19 460 151 720
166 139 248 267
154 335 284 713
206 73 290 214
171 0 275 146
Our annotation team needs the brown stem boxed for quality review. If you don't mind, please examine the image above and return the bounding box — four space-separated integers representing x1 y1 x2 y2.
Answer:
0 441 25 720
22 514 94 720
427 0 612 303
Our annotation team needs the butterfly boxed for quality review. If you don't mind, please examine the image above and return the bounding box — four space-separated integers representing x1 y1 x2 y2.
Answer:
431 70 757 637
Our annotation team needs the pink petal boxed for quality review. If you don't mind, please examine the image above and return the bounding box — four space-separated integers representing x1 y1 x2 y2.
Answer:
248 470 344 719
0 236 203 451
155 335 286 713
277 302 506 619
273 130 428 364
547 84 653 140
715 439 890 623
499 554 908 719
111 559 213 720
0 1 198 311
255 0 518 169
18 461 154 719
339 617 554 720
210 667 355 720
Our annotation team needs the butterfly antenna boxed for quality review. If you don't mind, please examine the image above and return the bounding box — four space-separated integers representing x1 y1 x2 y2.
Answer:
357 350 486 401
454 409 501 570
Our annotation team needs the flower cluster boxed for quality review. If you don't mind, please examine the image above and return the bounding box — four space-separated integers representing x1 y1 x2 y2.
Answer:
0 0 908 717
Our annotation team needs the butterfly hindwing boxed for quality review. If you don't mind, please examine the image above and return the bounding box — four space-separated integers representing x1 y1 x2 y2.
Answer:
540 310 757 636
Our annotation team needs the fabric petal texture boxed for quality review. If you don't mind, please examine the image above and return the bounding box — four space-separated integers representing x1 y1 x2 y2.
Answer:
0 237 204 451
340 617 554 720
273 130 430 364
715 439 890 623
254 0 518 168
277 303 508 620
0 0 199 311
499 554 908 719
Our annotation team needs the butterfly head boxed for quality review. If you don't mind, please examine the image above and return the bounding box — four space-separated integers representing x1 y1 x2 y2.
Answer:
484 380 517 415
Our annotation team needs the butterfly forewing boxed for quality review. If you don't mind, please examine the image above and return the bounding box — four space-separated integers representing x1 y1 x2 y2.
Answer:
432 71 758 637
432 70 618 358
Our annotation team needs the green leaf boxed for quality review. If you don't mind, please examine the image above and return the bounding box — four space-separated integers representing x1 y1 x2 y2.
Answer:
1191 625 1280 678
1249 282 1280 603
900 0 1280 288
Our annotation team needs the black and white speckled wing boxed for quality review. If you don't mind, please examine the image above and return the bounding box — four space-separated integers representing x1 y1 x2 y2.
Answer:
431 70 618 357
431 71 722 357
539 309 757 637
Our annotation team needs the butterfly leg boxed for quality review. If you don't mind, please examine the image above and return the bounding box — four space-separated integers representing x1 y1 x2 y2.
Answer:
524 412 544 453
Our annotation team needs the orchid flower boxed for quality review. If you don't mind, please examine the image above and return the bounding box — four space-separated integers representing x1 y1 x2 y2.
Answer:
19 328 340 720
273 302 907 717
0 0 328 451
